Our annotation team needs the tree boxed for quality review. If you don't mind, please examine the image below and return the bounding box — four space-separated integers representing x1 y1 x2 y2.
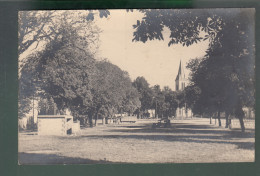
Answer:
122 86 141 116
185 10 255 130
186 57 227 126
161 86 178 118
132 77 154 118
91 60 140 125
18 10 108 121
18 62 37 118
18 10 108 57
132 9 255 132
151 85 165 118
19 19 96 122
38 97 58 115
18 10 104 77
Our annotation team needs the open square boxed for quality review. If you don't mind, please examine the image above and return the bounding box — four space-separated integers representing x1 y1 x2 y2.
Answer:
19 118 255 164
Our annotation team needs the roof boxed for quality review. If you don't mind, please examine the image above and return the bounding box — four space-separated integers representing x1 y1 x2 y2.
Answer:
175 60 186 81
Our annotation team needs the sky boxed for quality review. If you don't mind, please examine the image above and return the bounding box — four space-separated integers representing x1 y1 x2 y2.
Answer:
94 10 209 90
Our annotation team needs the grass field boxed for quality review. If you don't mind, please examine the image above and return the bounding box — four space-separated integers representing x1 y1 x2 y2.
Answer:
18 118 255 164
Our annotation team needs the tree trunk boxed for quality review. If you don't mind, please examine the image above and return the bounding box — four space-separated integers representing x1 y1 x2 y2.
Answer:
210 116 212 124
95 107 101 126
239 117 245 132
217 111 221 127
235 103 246 132
225 112 229 128
88 116 93 127
95 114 98 126
228 119 232 129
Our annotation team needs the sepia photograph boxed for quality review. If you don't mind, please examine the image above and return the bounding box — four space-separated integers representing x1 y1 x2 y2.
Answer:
18 9 255 164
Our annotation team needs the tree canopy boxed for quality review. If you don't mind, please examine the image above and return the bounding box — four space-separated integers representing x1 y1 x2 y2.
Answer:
19 9 255 132
132 77 181 118
132 76 154 111
18 10 102 74
19 11 141 124
19 22 96 118
90 60 141 123
132 9 255 131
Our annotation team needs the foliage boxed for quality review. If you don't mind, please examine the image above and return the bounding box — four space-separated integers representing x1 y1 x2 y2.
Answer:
132 9 255 131
161 86 179 118
19 20 96 120
19 10 141 125
18 10 101 72
18 54 40 118
132 78 182 118
132 76 154 111
38 97 58 115
122 86 141 115
151 85 165 118
186 10 255 118
18 98 32 119
91 60 141 121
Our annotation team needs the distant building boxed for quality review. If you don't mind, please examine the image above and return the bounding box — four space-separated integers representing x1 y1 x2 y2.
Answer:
242 107 255 119
175 60 189 91
175 60 192 118
147 109 155 118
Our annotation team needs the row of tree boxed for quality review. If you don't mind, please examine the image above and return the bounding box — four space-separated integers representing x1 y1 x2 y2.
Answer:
18 10 189 127
19 9 255 132
132 77 185 118
132 9 255 132
18 11 142 126
20 41 142 126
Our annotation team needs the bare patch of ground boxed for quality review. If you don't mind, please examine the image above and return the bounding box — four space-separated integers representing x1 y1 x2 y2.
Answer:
18 118 255 164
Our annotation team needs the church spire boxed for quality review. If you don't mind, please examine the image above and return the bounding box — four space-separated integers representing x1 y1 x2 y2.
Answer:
175 60 185 81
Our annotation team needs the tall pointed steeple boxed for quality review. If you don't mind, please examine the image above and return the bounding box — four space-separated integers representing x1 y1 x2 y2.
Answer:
175 60 185 81
175 59 187 91
175 60 192 119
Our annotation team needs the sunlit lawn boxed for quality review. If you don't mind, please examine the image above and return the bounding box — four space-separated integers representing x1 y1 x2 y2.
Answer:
18 118 255 164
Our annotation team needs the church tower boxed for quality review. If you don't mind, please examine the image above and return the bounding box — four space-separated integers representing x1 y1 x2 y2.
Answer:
175 60 188 91
175 60 192 118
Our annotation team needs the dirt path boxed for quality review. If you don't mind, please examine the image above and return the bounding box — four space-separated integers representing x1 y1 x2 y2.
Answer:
18 118 255 164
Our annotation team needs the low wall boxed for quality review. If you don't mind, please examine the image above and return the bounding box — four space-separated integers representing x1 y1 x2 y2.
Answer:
38 117 66 135
37 115 73 135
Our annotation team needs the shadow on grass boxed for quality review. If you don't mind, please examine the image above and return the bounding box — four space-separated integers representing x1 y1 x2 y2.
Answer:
18 152 118 165
81 134 254 150
78 122 255 150
116 125 147 128
107 123 255 137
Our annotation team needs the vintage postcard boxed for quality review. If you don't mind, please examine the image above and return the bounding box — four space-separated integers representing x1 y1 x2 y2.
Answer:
18 9 255 164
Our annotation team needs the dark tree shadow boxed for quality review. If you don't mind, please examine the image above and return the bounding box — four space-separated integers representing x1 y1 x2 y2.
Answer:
79 134 254 150
18 152 121 165
107 123 255 137
78 122 255 150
